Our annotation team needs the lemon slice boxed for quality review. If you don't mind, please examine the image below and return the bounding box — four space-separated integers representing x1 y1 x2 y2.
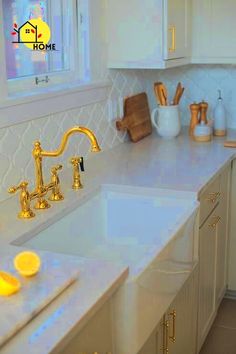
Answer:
14 251 41 277
0 271 21 296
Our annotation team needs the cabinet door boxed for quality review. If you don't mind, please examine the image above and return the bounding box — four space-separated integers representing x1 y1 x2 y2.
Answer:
228 160 236 290
168 267 198 354
107 0 164 66
198 210 219 349
192 0 236 62
138 321 164 354
215 167 230 305
164 0 190 60
58 302 113 354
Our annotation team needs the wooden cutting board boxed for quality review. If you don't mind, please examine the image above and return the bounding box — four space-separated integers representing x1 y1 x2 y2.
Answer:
0 250 80 348
116 92 152 143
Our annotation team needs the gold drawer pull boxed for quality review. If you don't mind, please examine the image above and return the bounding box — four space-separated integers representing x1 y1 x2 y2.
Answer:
206 192 221 203
169 26 176 52
209 216 221 229
169 310 176 343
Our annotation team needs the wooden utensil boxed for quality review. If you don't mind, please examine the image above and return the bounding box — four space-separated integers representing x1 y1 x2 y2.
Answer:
116 92 152 143
173 82 181 105
154 82 163 105
160 83 168 105
154 82 168 105
177 87 185 104
173 82 184 105
224 141 236 148
161 87 168 106
154 83 161 105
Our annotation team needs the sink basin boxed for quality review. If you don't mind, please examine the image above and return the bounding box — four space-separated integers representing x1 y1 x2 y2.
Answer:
16 184 199 354
19 185 197 271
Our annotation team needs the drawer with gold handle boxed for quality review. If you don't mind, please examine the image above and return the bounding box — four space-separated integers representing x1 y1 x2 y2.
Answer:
206 192 221 204
168 310 176 343
199 175 221 226
208 216 221 229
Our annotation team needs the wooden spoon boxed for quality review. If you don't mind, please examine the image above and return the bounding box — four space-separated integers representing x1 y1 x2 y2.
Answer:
154 82 168 105
173 82 184 105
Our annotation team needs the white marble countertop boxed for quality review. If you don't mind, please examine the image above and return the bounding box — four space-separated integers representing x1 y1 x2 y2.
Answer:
1 128 236 353
0 245 128 354
88 127 236 195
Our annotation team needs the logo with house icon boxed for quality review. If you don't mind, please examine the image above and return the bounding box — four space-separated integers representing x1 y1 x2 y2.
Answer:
11 18 56 51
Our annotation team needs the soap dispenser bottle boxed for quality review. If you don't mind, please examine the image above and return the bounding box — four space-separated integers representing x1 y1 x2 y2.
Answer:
213 90 227 136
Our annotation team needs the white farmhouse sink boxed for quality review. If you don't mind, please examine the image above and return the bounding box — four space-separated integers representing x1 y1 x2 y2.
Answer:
18 184 199 354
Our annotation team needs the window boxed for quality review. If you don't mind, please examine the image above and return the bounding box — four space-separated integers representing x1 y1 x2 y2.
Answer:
1 0 90 95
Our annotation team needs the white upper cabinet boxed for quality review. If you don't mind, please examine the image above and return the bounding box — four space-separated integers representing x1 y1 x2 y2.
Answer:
164 0 190 60
107 0 236 67
192 0 236 63
106 0 191 69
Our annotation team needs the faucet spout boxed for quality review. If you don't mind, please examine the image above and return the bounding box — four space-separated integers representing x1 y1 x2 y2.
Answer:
32 126 101 209
41 126 101 157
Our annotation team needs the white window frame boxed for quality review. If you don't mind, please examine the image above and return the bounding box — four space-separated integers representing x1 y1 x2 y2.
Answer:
4 0 85 94
0 0 110 129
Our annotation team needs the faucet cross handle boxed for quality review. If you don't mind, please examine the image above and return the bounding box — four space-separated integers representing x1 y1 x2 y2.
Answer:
8 181 35 219
70 156 84 190
51 164 63 174
8 181 28 194
48 164 64 202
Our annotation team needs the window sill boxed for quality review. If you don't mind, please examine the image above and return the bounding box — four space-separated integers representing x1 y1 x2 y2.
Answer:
0 80 111 129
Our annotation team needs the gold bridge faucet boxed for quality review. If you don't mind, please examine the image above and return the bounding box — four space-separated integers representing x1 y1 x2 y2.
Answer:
9 126 101 219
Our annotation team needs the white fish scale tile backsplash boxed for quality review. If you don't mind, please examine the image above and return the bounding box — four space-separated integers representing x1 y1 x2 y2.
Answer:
1 65 236 203
0 69 145 202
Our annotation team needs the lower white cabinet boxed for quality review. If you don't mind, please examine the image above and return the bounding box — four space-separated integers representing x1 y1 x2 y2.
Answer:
198 165 230 351
138 266 198 354
58 301 113 354
216 166 230 305
57 163 230 354
138 322 163 354
198 209 218 348
228 160 236 291
168 266 198 354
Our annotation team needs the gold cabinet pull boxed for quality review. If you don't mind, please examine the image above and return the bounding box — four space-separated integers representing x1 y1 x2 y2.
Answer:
161 318 169 354
165 320 169 353
208 216 221 229
169 26 176 52
168 310 176 343
206 192 221 204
